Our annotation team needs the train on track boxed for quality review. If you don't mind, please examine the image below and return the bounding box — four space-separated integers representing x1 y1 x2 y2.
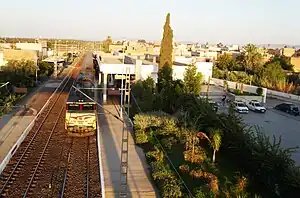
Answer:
65 57 97 137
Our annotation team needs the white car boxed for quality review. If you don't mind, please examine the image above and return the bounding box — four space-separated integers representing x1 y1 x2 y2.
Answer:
233 100 249 114
248 100 266 113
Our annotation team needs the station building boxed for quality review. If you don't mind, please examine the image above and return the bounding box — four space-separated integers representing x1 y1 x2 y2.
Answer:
94 53 213 102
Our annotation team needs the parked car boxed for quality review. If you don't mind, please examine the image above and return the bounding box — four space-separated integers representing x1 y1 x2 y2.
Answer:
233 100 249 114
208 100 219 112
274 103 300 116
247 100 266 113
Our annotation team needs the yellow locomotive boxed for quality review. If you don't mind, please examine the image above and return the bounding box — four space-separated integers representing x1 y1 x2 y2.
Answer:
65 73 97 137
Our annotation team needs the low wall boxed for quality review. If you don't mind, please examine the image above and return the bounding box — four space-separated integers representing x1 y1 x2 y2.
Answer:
211 78 267 103
267 89 300 101
226 92 264 103
212 77 300 102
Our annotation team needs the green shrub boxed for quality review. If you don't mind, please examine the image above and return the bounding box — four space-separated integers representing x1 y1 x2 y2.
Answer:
135 129 148 144
146 147 164 162
234 89 241 95
151 160 172 181
161 137 177 150
194 186 215 198
161 175 183 198
133 111 170 130
256 87 263 96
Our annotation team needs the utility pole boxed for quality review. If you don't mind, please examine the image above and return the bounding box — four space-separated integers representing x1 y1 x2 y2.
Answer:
55 40 57 56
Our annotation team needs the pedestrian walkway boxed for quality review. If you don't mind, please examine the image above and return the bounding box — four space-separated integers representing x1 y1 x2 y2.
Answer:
98 105 158 197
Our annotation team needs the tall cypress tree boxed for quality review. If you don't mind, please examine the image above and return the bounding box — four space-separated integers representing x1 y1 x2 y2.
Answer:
159 13 173 69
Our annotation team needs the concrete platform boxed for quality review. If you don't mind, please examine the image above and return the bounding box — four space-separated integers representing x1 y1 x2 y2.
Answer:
98 105 158 198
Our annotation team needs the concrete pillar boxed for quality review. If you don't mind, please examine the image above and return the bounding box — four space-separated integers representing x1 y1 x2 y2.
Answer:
98 72 101 85
103 73 107 102
135 59 142 81
53 61 58 78
263 87 267 103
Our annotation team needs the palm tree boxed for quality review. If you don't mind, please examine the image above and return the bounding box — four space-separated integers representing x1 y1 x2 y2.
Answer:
198 129 222 163
210 129 222 163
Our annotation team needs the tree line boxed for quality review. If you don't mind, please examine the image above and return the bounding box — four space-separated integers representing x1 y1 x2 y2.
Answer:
0 60 53 114
213 44 297 94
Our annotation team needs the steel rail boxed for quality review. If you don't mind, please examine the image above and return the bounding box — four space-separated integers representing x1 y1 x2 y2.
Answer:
0 67 76 195
22 101 67 197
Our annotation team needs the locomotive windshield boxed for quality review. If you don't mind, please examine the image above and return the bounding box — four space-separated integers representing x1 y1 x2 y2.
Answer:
66 103 95 111
67 104 80 110
82 104 94 111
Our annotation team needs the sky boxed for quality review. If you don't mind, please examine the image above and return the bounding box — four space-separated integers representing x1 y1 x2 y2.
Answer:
0 0 300 45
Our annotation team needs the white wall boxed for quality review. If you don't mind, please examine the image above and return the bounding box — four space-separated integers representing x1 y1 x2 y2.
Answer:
197 62 213 82
174 56 195 64
212 77 300 102
211 78 267 103
267 89 300 101
100 64 136 74
0 51 4 66
99 62 213 84
16 43 42 52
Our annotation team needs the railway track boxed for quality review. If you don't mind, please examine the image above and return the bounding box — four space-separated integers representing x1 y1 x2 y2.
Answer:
59 136 101 198
0 61 81 197
0 54 102 198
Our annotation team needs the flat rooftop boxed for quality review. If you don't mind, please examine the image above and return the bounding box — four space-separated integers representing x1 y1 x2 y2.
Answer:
102 57 123 64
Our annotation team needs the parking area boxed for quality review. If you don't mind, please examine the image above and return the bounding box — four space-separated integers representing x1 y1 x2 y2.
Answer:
203 85 300 165
214 98 300 165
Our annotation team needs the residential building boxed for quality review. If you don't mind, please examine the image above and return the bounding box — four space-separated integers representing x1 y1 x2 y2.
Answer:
281 47 295 57
0 51 4 67
15 41 48 58
2 49 38 65
291 56 300 72
0 43 12 49
109 44 124 53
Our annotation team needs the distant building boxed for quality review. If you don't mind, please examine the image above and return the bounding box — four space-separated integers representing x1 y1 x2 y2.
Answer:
0 51 4 67
281 47 295 57
1 49 38 65
16 41 48 58
291 57 300 72
109 44 124 53
0 43 12 49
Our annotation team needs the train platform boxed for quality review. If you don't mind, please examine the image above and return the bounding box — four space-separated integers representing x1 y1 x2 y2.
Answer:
0 65 76 173
98 104 159 197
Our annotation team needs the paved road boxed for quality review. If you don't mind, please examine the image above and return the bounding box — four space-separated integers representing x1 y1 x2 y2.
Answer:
204 85 300 165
